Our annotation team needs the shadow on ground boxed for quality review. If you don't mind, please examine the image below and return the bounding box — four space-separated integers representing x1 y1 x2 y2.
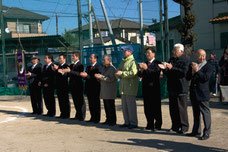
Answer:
107 138 228 152
0 109 188 137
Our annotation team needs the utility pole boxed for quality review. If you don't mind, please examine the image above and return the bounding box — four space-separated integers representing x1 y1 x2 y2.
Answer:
100 0 116 46
0 0 7 90
139 0 144 61
56 13 58 35
163 0 170 60
159 0 164 61
92 6 104 45
77 0 83 63
88 0 93 47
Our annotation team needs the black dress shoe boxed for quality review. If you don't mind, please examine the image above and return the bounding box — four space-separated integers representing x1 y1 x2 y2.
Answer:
109 123 116 126
199 134 210 140
101 121 109 125
78 118 84 121
128 124 138 129
31 112 37 115
186 132 201 137
86 119 93 122
145 126 153 130
56 116 63 118
61 116 69 119
119 124 129 128
155 127 161 130
167 129 179 132
177 130 187 135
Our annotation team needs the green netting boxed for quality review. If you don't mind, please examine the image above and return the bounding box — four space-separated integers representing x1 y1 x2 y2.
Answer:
0 43 168 99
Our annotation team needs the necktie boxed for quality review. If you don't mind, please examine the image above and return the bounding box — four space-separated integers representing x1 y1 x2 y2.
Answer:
90 66 93 70
32 65 35 70
148 62 151 66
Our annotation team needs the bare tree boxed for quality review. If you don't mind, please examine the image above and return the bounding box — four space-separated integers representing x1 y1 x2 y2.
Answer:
173 0 196 58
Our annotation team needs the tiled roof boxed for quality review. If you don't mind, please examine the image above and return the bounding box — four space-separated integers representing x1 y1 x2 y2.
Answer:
148 15 182 32
209 12 228 24
3 6 49 21
71 18 149 32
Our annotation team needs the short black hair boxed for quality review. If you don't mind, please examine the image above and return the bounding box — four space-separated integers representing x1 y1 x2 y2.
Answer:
146 47 156 53
59 54 66 59
72 51 80 58
46 54 54 61
91 53 98 60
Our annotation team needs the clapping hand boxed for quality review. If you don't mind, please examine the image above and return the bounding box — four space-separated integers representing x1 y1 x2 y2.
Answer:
58 69 64 75
191 62 199 74
166 63 173 70
25 72 31 78
139 63 148 71
158 62 167 70
62 67 71 73
80 72 88 78
94 73 102 79
115 71 122 76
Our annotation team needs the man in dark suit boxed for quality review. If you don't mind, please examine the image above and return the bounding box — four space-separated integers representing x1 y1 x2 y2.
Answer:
138 47 162 131
25 55 43 115
80 54 102 123
159 43 189 134
41 54 56 117
53 54 70 119
63 51 86 121
186 49 212 140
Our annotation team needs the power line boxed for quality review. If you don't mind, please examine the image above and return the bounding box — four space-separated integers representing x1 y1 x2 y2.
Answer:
27 9 157 20
93 6 179 13
18 0 24 9
21 0 76 6
45 0 60 33
121 0 131 18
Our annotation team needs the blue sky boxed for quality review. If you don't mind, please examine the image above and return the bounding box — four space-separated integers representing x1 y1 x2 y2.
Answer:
3 0 180 35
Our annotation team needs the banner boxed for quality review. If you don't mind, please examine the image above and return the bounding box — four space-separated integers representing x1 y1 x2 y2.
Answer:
16 50 27 90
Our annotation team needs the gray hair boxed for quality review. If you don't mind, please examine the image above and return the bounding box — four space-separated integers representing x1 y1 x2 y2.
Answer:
103 54 112 62
174 43 184 52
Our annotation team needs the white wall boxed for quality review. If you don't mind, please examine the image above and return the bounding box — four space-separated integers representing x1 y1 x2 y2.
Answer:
181 0 228 50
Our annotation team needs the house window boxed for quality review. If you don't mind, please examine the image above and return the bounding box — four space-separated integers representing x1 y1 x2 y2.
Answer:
17 24 30 33
213 0 227 3
101 31 108 37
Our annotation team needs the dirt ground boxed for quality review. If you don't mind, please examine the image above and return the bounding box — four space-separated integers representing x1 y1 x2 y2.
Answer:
0 95 227 152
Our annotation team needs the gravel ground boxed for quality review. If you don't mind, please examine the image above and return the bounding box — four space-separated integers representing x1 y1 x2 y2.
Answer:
0 95 227 152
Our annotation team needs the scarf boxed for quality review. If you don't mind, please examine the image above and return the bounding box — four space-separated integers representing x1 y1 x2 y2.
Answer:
197 60 207 71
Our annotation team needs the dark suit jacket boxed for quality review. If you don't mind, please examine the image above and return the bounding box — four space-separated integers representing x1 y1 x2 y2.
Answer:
138 59 161 97
27 63 42 87
68 61 84 90
41 63 56 88
186 62 212 101
85 63 102 94
55 63 69 90
164 55 189 95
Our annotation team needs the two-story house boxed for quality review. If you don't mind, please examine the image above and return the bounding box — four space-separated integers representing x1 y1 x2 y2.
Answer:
2 6 49 38
149 0 228 57
71 18 156 47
